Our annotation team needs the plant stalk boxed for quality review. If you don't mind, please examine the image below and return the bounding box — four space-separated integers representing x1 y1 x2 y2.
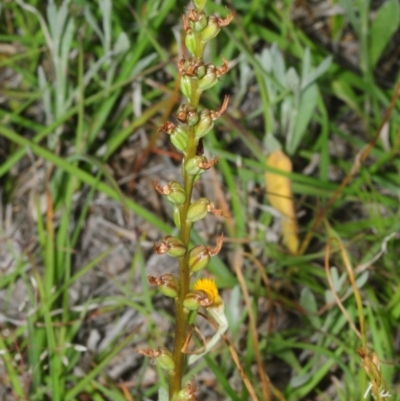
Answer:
169 134 198 397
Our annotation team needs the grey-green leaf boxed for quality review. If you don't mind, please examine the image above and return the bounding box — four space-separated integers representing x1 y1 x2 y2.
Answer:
286 83 318 155
158 386 168 401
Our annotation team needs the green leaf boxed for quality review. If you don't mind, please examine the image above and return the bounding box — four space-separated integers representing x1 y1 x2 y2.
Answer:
265 132 282 153
158 386 168 401
290 371 314 388
271 44 287 88
114 31 130 54
301 55 332 91
331 79 363 117
286 83 318 155
300 287 321 329
369 0 400 68
286 67 300 94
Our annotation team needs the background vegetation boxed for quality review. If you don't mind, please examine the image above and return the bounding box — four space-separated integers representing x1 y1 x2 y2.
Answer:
0 0 399 400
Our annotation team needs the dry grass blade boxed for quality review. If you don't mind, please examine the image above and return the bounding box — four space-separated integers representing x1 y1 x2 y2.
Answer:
324 238 364 342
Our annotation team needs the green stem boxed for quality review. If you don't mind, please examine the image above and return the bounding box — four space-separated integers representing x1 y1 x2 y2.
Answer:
168 3 219 397
169 134 197 398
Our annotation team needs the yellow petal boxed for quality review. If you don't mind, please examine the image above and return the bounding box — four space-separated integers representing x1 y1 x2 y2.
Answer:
193 278 221 306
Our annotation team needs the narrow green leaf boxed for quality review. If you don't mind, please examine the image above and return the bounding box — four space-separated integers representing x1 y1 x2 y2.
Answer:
286 83 318 155
369 0 400 67
300 287 321 329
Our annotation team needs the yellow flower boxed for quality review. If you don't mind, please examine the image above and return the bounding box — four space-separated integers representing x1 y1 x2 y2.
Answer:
193 278 221 306
188 279 227 365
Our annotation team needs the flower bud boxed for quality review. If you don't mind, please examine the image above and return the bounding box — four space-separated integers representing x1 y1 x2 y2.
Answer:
167 183 185 205
200 16 220 42
179 57 205 78
187 197 210 222
148 274 179 298
185 28 197 54
188 9 207 32
167 181 186 204
137 347 175 374
174 379 198 401
198 64 218 90
194 95 230 139
185 28 205 57
195 63 206 79
188 110 199 127
188 245 210 272
183 290 212 310
173 206 181 229
193 0 207 11
189 236 223 272
200 12 235 43
177 104 199 127
185 155 205 176
186 155 218 176
154 181 186 205
158 122 188 152
153 236 187 257
167 237 186 257
194 109 213 138
170 125 189 152
156 347 176 373
180 74 194 100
